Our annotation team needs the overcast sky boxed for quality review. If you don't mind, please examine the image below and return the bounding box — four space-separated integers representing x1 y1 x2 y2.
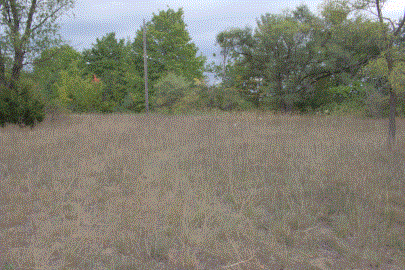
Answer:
57 0 404 84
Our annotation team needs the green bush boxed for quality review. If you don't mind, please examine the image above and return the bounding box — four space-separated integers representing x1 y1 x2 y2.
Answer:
172 88 201 114
261 94 296 113
54 60 104 113
57 73 103 113
100 100 117 113
396 93 405 118
116 90 145 113
322 101 365 116
151 72 192 113
207 86 251 111
0 82 45 128
363 87 390 118
172 81 217 114
44 100 68 120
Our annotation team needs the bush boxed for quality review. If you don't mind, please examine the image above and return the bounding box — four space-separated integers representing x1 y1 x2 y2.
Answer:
0 82 45 128
116 91 145 113
100 100 117 113
151 72 192 113
207 86 251 111
326 101 365 116
54 61 104 113
172 82 218 114
172 88 201 114
363 88 390 118
20 77 67 121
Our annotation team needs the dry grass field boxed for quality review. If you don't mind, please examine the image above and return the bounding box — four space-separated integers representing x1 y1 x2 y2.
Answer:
0 111 404 269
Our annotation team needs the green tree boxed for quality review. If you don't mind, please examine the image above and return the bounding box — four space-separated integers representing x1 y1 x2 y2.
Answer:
132 8 206 84
255 12 315 112
304 15 386 114
319 0 351 26
0 0 74 89
297 3 387 113
0 0 74 126
207 27 265 107
345 0 405 149
33 45 82 101
54 59 103 113
82 32 137 108
214 27 254 80
151 72 191 113
212 6 338 113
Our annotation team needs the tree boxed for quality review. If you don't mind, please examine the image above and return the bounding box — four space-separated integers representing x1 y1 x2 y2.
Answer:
54 59 104 113
212 6 357 113
33 45 82 100
254 12 316 112
82 33 127 77
151 72 191 113
0 0 74 89
207 27 266 107
208 3 393 115
293 2 388 114
348 0 405 149
218 7 322 113
205 26 257 95
132 8 206 84
214 28 254 80
82 32 132 105
374 0 405 150
0 0 74 127
319 0 352 26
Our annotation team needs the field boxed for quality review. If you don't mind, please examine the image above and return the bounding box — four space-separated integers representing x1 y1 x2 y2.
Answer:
0 111 404 269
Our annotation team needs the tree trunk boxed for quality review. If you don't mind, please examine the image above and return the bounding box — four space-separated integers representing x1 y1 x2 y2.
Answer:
222 51 227 79
286 101 292 114
0 52 6 88
277 76 285 113
388 88 397 150
9 48 25 90
385 49 397 150
143 18 149 114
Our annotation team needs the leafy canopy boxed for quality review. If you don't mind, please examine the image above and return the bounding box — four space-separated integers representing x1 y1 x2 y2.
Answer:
132 8 206 83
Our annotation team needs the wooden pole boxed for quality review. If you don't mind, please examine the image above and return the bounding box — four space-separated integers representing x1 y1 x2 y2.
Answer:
143 18 149 114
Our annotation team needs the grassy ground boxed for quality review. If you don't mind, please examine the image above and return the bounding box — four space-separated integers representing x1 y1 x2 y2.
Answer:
0 111 404 270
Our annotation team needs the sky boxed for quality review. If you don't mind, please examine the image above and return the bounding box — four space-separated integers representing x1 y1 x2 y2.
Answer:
57 0 404 85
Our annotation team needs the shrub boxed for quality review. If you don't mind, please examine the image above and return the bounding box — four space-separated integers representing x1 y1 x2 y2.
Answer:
363 88 390 118
0 82 45 128
207 86 251 111
100 100 117 113
151 72 191 113
116 91 145 113
172 88 201 114
54 61 104 113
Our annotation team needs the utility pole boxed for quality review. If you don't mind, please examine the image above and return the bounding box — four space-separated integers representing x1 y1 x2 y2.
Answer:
143 18 149 114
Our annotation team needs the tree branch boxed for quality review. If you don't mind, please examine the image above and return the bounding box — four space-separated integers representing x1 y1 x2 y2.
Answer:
9 0 20 35
393 8 405 37
0 48 6 86
384 16 396 31
31 3 68 33
27 47 63 66
21 0 37 46
321 31 331 47
301 53 377 85
1 1 13 25
376 0 384 24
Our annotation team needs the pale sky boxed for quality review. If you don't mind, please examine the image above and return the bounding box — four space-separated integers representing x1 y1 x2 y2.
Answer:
57 0 404 84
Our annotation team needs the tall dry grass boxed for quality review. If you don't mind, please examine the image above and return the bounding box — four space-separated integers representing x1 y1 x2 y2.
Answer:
0 111 404 269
